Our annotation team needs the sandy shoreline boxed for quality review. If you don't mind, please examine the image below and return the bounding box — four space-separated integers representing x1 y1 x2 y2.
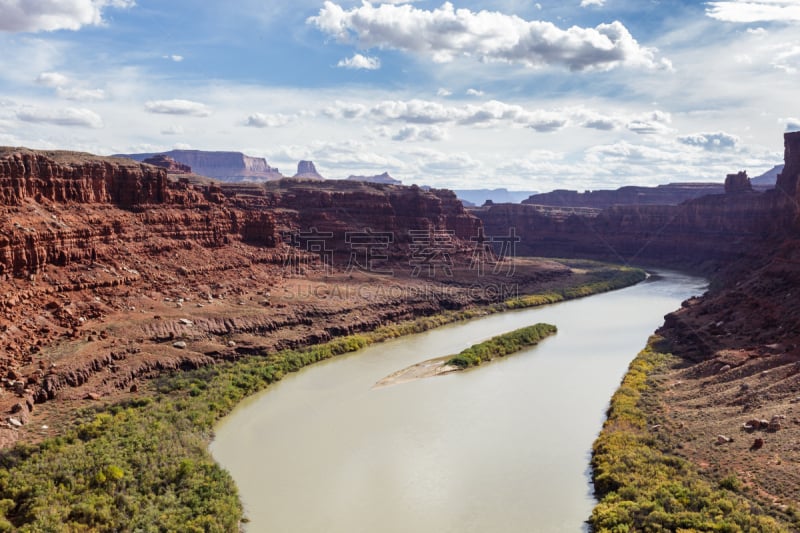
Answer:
372 355 462 388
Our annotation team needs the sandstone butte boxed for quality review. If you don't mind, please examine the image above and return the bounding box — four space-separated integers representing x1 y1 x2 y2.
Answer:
0 129 800 524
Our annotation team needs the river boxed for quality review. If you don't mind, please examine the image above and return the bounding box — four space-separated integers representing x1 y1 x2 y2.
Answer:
210 271 705 532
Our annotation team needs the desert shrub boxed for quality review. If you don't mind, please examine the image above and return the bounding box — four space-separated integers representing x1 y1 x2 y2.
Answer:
590 339 790 532
446 323 557 368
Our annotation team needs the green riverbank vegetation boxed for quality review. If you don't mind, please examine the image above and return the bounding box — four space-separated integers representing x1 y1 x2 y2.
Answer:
446 323 556 368
590 337 790 532
0 262 645 531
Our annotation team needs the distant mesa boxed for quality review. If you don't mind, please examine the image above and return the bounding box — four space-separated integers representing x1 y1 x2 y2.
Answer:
751 164 782 189
522 183 728 209
142 154 191 175
346 172 401 185
517 172 778 209
117 149 283 182
292 160 325 180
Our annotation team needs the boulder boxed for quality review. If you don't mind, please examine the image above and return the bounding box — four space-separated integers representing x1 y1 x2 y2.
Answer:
768 415 784 431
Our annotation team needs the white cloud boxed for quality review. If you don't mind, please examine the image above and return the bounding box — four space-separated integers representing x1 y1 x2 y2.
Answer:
322 98 672 137
529 117 568 132
581 118 618 130
580 0 606 6
17 106 103 128
245 112 294 128
322 101 367 119
408 148 482 175
772 43 800 73
164 54 184 62
706 1 800 23
581 137 779 187
626 110 672 135
161 125 185 135
437 88 452 97
371 99 454 124
572 108 622 130
273 139 404 172
308 1 670 71
36 71 69 87
35 70 105 101
466 88 484 97
144 99 211 117
677 131 740 150
56 87 106 101
336 53 381 70
392 125 448 141
0 0 135 33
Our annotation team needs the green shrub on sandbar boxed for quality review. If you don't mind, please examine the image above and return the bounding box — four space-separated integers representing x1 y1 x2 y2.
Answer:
590 337 790 532
446 323 557 368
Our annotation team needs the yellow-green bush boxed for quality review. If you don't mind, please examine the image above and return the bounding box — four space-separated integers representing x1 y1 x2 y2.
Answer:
590 338 790 532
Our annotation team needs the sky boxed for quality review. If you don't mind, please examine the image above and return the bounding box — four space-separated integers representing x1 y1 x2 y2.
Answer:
0 0 798 191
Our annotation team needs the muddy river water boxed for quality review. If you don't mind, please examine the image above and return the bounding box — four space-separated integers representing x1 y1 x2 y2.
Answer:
211 271 705 532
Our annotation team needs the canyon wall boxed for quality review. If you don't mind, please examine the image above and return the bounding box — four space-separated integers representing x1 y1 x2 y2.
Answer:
0 149 481 277
475 134 800 272
0 149 168 207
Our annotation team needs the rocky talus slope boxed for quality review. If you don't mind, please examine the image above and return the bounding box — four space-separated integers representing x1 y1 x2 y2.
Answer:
649 136 800 519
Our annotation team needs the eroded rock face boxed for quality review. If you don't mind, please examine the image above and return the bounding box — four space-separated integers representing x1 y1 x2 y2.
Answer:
0 149 482 277
0 149 167 207
267 181 481 256
475 192 780 270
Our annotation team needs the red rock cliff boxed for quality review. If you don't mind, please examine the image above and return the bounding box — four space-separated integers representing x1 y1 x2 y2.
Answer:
0 149 483 276
0 149 168 208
